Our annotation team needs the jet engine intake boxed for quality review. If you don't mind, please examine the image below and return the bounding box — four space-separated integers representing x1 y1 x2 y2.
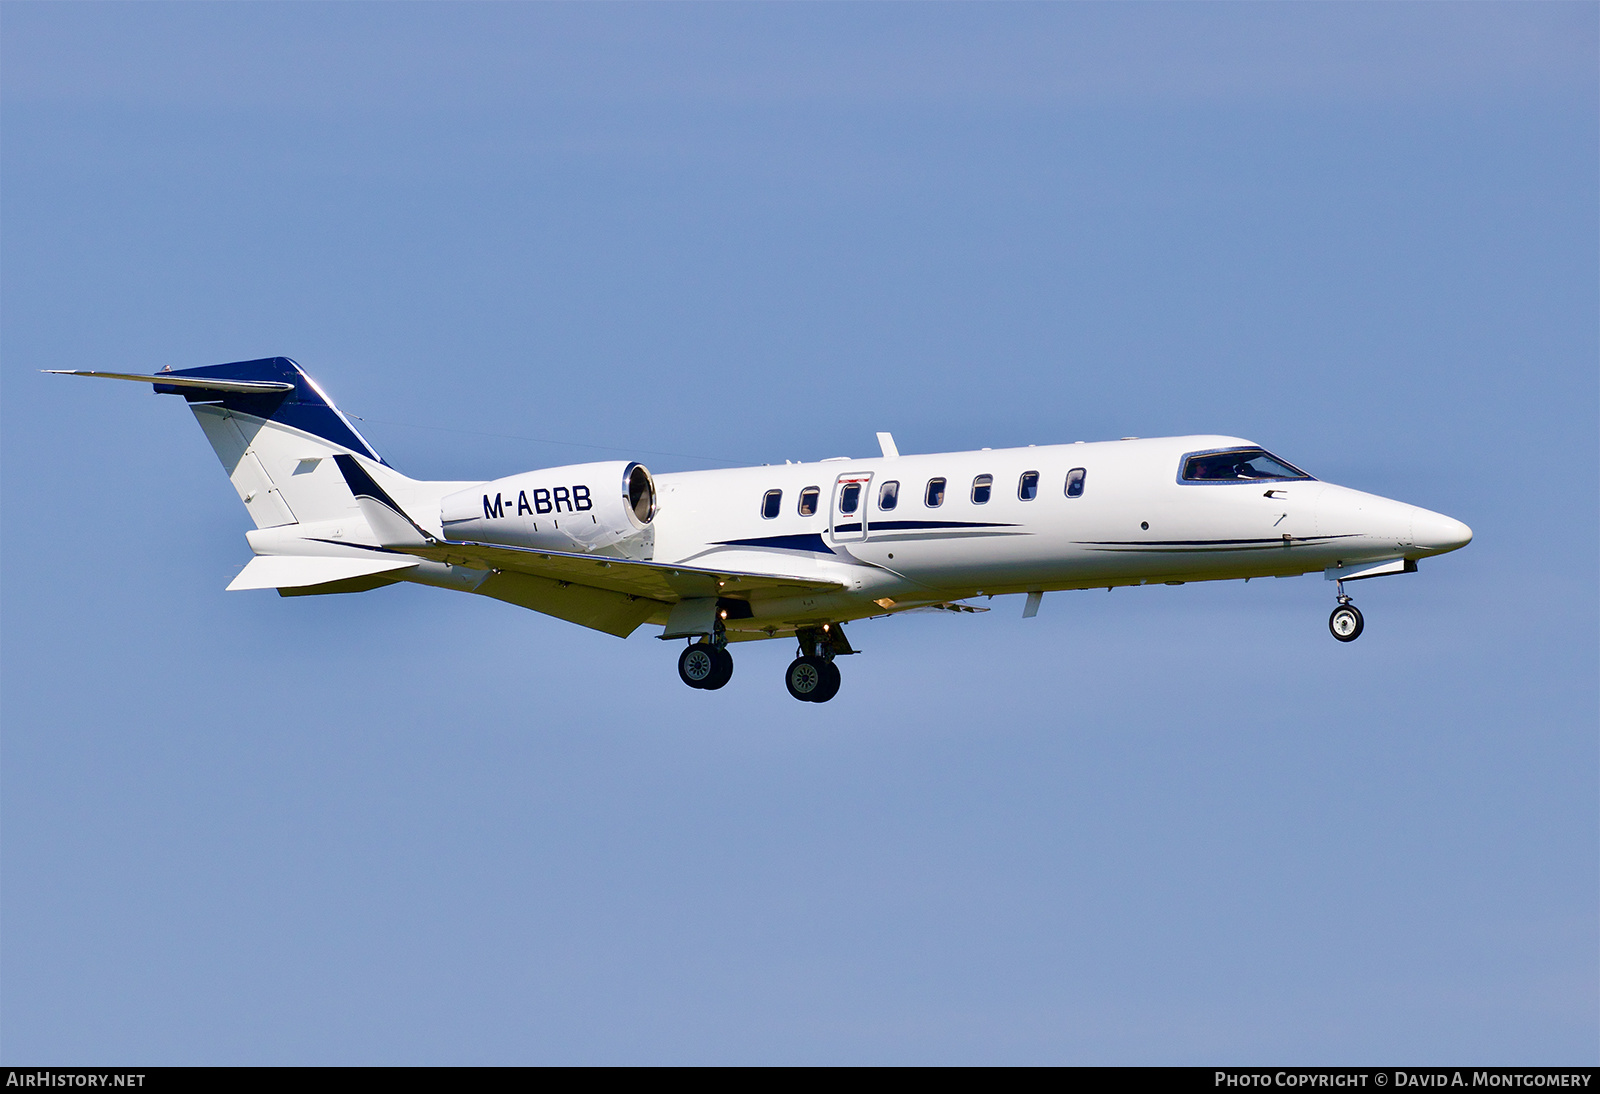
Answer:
441 461 657 558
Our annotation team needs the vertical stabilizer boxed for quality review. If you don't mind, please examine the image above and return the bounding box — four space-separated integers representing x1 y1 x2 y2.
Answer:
152 357 389 528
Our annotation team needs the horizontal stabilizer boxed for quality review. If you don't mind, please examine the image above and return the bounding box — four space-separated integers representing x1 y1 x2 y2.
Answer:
44 369 294 394
227 554 419 591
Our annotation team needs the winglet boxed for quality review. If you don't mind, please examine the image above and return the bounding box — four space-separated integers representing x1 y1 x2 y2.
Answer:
876 432 899 459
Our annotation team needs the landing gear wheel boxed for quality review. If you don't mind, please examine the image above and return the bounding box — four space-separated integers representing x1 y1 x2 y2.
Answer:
678 643 716 688
702 648 734 691
1329 603 1364 642
812 660 841 703
785 656 829 702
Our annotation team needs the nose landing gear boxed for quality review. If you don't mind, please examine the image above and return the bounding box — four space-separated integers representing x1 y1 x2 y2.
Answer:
1328 580 1364 642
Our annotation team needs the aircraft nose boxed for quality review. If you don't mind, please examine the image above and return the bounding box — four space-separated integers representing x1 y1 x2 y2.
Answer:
1411 507 1473 554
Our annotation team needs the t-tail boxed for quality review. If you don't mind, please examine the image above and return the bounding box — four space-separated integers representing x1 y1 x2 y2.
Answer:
45 358 459 594
50 357 397 528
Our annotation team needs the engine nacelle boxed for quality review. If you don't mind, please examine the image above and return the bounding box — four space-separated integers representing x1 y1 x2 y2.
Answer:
440 461 657 558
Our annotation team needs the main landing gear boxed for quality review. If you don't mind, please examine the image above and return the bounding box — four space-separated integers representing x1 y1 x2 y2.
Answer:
674 621 854 700
1328 580 1364 643
785 624 849 703
785 656 840 703
678 628 734 691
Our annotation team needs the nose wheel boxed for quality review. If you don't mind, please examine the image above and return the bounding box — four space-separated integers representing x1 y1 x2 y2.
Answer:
1328 580 1364 642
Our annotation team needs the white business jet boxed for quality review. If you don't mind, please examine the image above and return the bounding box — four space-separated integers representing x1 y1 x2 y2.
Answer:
50 358 1471 702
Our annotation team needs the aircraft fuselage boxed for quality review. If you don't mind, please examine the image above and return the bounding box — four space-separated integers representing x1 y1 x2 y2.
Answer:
50 358 1473 701
648 434 1470 633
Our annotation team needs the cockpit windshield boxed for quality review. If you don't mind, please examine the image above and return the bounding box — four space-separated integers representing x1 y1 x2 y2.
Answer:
1180 447 1312 483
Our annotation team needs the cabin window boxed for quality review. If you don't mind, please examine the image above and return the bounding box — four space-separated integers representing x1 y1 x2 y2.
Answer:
761 489 782 519
1018 471 1039 500
878 480 900 511
925 478 947 507
798 486 820 516
971 475 993 504
1065 468 1087 498
839 482 861 515
1180 447 1312 483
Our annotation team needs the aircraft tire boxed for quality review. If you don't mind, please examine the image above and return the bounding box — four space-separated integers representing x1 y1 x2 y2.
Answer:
811 660 842 703
1329 604 1364 642
679 643 716 688
785 656 829 702
701 648 735 691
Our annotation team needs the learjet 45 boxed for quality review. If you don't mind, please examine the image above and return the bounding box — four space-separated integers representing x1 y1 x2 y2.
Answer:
50 358 1472 702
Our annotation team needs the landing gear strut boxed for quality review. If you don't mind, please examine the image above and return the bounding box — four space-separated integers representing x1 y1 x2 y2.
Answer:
1328 580 1364 643
785 624 847 703
678 622 734 690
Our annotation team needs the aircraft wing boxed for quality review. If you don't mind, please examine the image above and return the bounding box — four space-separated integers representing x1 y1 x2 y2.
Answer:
407 539 846 602
324 450 844 637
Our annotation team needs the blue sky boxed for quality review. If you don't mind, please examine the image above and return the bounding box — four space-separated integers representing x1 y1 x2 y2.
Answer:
3 2 1595 1064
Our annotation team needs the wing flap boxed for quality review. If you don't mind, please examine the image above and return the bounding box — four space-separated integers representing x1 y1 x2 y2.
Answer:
474 571 666 638
405 540 844 602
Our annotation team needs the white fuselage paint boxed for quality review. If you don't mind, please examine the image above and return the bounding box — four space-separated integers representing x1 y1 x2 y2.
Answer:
53 363 1474 675
640 434 1470 633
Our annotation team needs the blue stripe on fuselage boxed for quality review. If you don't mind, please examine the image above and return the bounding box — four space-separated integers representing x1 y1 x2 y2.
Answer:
869 519 1016 531
714 533 837 554
714 520 1016 554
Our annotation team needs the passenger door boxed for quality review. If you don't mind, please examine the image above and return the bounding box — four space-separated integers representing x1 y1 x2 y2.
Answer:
1263 481 1323 544
829 473 873 543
